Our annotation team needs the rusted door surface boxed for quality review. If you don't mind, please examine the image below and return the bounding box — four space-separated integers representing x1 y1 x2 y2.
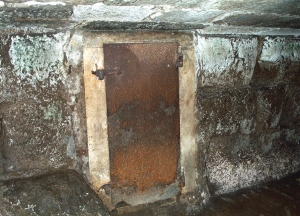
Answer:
104 43 180 203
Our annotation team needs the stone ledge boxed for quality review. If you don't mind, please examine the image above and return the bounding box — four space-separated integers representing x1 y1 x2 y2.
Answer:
81 21 205 30
0 1 300 33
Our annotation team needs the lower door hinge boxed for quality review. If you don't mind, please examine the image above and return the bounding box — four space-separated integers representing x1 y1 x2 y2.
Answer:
176 46 183 68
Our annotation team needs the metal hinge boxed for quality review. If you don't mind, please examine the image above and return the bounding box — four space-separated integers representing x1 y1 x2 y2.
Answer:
176 46 183 68
178 167 185 188
92 66 122 80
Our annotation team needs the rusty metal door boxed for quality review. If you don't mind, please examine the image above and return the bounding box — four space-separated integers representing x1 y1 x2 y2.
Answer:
104 43 180 205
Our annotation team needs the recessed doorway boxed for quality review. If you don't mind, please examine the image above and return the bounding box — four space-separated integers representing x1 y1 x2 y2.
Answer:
83 32 196 209
104 42 180 205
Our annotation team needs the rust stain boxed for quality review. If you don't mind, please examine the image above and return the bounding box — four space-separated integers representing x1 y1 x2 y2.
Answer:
111 142 178 191
104 43 179 115
104 42 180 193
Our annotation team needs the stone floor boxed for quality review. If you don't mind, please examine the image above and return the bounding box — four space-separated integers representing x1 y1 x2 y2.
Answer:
1 170 299 215
113 172 300 216
201 172 300 216
0 170 110 216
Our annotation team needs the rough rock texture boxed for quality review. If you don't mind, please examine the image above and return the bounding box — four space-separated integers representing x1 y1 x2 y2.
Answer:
0 170 109 216
0 32 88 181
0 0 300 33
201 172 300 215
195 34 300 196
195 36 258 87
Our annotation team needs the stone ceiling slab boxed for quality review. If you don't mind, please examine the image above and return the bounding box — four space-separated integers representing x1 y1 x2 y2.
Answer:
151 9 224 23
0 0 300 32
214 13 300 29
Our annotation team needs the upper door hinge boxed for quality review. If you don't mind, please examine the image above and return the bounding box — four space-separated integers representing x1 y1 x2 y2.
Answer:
92 66 122 80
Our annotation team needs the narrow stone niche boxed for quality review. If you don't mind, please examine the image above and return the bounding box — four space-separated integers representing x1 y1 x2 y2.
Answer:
83 32 196 209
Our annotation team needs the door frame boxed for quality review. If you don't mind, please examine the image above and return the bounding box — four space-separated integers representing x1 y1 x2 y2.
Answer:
83 32 197 209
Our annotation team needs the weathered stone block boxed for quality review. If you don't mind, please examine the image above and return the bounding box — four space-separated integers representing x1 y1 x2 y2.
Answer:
260 37 300 63
283 61 300 85
9 34 66 84
73 3 154 22
251 61 300 87
206 131 300 195
0 101 72 173
284 128 300 145
0 2 73 20
251 37 300 86
196 87 256 137
152 10 223 23
0 32 88 180
257 130 282 155
206 133 259 195
1 170 110 216
256 84 287 131
195 36 258 87
251 61 281 86
0 34 67 103
208 134 257 165
279 84 300 128
213 13 300 29
0 116 4 173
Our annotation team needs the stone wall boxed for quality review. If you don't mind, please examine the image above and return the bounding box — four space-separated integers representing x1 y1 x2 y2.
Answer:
0 32 88 180
1 29 300 206
195 33 300 196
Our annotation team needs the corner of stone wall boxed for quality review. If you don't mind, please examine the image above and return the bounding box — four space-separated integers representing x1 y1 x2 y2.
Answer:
194 33 300 197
